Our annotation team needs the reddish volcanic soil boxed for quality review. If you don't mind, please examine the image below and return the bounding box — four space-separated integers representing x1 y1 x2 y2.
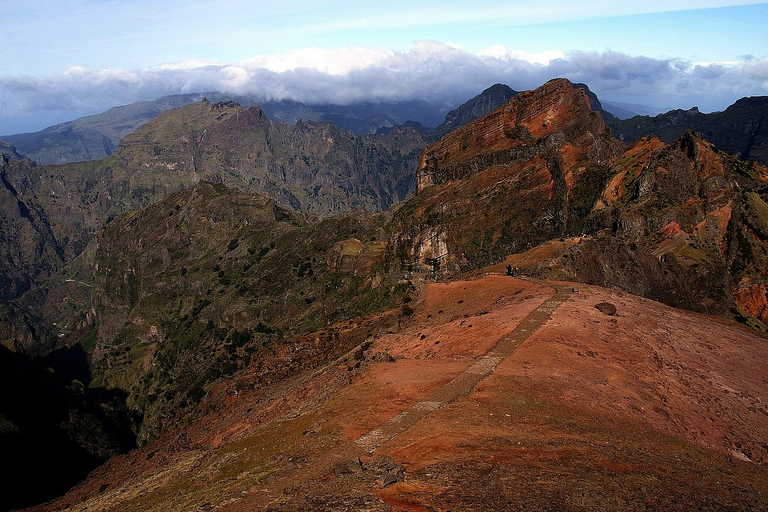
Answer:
31 274 768 512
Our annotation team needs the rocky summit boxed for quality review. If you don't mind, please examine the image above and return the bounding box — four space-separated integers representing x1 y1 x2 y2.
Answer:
3 79 768 511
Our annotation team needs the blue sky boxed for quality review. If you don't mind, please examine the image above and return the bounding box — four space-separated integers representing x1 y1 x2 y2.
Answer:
2 1 768 133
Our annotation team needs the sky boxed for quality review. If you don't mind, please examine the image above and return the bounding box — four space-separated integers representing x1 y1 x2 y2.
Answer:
1 0 768 134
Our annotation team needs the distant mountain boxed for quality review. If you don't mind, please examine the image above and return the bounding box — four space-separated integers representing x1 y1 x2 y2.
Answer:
603 101 661 118
262 99 447 134
601 101 641 119
428 83 519 141
0 94 206 165
0 94 448 165
610 96 768 165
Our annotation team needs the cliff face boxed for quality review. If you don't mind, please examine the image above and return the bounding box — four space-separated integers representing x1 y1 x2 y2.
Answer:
417 78 622 191
0 154 65 308
563 131 768 317
394 79 624 274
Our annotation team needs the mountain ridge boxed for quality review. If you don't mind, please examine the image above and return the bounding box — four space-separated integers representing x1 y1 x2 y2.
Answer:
610 96 768 165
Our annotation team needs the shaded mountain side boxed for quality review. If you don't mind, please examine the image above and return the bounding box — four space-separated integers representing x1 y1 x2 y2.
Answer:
0 140 25 160
25 181 410 445
610 96 768 166
573 82 615 123
0 343 136 512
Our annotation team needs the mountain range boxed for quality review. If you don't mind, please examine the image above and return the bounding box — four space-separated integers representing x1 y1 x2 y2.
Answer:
0 93 447 166
2 79 768 511
610 96 768 166
1 85 635 167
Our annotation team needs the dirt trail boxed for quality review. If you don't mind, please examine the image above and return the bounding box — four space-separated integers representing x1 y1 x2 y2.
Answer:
222 279 571 510
355 283 571 454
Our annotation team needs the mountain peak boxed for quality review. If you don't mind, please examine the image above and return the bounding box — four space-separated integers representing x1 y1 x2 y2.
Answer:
417 78 620 191
429 83 518 141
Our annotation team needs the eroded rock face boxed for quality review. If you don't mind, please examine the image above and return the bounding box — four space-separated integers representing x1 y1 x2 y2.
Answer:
417 78 623 191
734 284 768 325
327 238 387 276
561 132 768 317
392 79 624 274
396 79 768 323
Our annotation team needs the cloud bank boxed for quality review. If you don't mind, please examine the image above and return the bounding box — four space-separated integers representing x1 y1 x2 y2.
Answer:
2 41 768 133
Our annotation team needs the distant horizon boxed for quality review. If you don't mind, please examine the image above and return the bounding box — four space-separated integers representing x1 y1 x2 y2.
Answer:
0 82 707 138
2 1 767 134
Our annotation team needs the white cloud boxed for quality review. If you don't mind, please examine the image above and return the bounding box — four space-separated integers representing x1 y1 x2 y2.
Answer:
1 41 768 133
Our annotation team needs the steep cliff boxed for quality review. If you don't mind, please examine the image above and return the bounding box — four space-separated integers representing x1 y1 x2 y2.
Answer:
0 153 65 307
565 131 768 317
393 78 623 273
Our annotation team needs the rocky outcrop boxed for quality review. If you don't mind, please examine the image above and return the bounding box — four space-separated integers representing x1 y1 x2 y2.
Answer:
392 79 623 274
327 238 387 276
562 131 768 317
734 284 768 325
417 78 622 191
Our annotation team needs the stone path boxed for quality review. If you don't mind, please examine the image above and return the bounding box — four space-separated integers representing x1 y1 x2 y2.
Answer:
355 283 572 453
